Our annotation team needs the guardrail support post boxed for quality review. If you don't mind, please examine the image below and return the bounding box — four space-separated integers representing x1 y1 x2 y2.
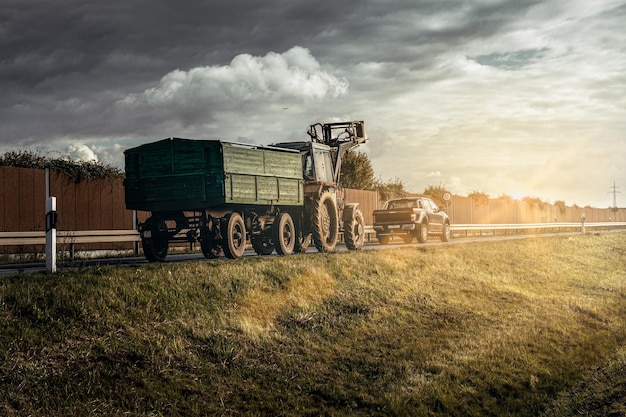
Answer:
581 213 586 235
46 196 58 273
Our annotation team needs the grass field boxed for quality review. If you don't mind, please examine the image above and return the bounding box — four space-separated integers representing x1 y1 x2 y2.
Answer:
1 233 625 416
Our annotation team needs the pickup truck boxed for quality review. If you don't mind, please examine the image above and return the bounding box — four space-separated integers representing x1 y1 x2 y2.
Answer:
373 196 451 244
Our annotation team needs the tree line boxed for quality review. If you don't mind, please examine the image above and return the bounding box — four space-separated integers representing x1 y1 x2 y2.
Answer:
340 152 577 209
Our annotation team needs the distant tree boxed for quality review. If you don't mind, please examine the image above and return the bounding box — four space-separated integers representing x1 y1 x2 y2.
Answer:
523 196 547 210
0 149 123 182
497 193 514 203
468 190 490 207
423 185 449 207
374 177 408 202
339 151 375 190
554 200 567 214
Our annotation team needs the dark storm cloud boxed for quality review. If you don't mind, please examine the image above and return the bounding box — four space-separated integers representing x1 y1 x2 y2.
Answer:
2 0 624 208
0 0 544 144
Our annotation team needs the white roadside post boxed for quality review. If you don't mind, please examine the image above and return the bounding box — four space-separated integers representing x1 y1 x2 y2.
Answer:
46 196 58 273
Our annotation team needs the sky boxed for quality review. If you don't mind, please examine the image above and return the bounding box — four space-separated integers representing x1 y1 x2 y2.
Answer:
2 0 625 208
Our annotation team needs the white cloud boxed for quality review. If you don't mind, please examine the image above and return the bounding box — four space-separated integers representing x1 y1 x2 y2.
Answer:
118 46 349 117
65 144 98 162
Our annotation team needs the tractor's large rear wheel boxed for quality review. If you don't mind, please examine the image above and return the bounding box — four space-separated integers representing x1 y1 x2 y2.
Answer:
311 191 339 253
223 212 247 259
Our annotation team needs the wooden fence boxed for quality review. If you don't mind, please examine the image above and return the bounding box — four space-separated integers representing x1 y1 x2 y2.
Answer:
0 166 380 254
445 195 625 224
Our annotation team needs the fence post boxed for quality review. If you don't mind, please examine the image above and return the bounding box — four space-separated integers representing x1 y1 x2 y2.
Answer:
46 196 58 273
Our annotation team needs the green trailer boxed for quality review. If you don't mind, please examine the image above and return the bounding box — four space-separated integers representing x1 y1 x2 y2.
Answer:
124 138 303 212
124 121 368 262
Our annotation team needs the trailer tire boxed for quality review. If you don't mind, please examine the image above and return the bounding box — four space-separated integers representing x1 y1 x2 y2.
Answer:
201 238 222 259
223 212 247 259
294 233 311 253
142 216 169 262
200 214 222 259
344 208 365 250
252 237 274 256
273 212 296 256
312 191 339 253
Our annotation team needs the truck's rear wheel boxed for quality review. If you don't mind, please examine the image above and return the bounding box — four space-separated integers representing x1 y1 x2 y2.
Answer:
344 208 365 250
273 212 296 256
377 234 390 245
223 212 247 259
440 222 451 242
417 222 428 243
312 191 339 253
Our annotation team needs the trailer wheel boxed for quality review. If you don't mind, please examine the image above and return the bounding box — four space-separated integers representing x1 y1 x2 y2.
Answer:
273 212 296 256
200 215 222 259
344 208 365 250
142 216 169 262
251 237 274 255
312 191 339 253
201 239 222 259
294 233 311 253
223 212 247 259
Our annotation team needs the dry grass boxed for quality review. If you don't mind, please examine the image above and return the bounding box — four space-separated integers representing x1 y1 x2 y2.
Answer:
1 232 625 416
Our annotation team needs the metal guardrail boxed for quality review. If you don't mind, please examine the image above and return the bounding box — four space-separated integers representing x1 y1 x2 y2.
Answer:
1 222 625 248
450 222 626 236
0 230 141 246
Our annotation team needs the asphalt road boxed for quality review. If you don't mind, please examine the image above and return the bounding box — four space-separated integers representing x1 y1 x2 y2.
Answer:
1 230 622 277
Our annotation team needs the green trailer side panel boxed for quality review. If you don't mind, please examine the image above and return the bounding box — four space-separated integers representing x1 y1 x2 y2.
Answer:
278 178 302 202
124 138 303 212
222 145 265 176
223 175 302 204
221 143 302 179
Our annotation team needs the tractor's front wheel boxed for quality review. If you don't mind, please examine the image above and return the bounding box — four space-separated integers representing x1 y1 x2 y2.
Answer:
344 208 365 250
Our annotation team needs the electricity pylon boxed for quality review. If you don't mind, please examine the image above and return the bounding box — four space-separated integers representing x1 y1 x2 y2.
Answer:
608 181 621 211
